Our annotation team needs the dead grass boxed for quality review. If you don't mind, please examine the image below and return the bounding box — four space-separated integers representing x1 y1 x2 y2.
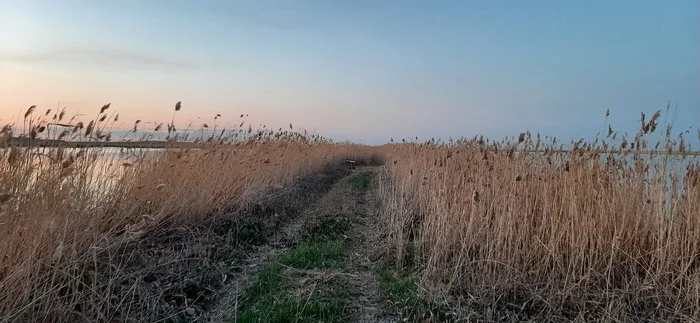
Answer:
0 104 378 322
3 102 698 322
377 109 700 321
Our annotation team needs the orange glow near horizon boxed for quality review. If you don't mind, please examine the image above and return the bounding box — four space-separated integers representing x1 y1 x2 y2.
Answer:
0 64 345 136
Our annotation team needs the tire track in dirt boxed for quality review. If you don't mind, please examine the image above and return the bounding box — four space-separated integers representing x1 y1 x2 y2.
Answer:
205 169 359 321
213 166 390 323
213 167 394 322
345 167 391 323
204 208 310 322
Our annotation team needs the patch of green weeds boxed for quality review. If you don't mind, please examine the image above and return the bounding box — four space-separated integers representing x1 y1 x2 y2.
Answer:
302 217 350 243
235 278 349 323
235 257 349 322
234 211 353 322
347 172 373 189
279 241 346 269
377 263 452 322
236 296 347 323
248 263 285 302
378 263 419 307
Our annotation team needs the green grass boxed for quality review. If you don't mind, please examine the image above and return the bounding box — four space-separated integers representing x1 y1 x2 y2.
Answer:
377 263 452 321
235 271 350 323
279 240 346 270
347 172 373 189
378 264 419 307
248 263 285 302
235 293 348 323
281 216 351 270
302 217 350 243
234 215 352 322
235 257 350 323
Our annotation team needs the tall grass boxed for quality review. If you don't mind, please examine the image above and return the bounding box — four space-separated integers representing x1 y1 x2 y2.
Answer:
378 110 700 321
3 102 698 321
0 104 373 321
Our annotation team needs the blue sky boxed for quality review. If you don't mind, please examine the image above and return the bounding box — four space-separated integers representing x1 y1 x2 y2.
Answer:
1 0 698 144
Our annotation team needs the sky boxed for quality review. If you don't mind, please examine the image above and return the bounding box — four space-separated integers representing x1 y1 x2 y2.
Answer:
1 0 698 144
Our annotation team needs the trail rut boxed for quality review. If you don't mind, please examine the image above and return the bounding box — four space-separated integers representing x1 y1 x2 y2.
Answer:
216 167 390 323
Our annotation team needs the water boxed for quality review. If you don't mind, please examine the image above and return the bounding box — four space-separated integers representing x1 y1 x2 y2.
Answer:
1 147 169 197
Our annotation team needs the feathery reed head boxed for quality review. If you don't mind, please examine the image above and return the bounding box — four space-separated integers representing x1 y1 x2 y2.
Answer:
100 103 111 114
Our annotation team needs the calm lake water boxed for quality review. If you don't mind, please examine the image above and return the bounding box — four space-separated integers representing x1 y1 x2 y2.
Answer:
1 147 169 195
4 147 697 199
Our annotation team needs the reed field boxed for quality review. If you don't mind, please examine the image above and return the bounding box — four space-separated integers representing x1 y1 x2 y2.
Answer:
378 109 700 321
0 104 375 321
0 103 699 321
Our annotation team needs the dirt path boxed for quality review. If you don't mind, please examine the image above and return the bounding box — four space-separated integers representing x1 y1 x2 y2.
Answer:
22 163 409 322
213 166 389 323
204 198 312 322
345 168 388 323
205 170 356 321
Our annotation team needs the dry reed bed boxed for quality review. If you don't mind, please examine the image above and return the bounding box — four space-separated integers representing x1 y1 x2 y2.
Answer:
0 105 376 321
379 129 700 321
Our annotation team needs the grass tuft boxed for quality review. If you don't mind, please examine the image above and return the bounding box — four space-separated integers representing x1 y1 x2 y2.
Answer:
236 296 347 323
302 217 350 243
236 279 349 323
347 172 373 189
377 263 451 321
279 241 347 270
248 263 285 303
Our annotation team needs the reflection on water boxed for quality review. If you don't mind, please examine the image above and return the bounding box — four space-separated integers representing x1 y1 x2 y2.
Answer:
1 147 170 196
70 148 166 192
5 147 698 201
542 151 699 205
59 147 165 159
1 147 166 158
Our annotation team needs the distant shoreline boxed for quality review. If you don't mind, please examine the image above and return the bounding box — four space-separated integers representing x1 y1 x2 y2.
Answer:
9 137 186 149
525 149 700 156
7 137 700 155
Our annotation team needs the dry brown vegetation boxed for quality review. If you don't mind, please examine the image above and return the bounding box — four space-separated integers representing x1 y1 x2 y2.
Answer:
0 104 375 321
1 102 699 322
378 109 700 321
